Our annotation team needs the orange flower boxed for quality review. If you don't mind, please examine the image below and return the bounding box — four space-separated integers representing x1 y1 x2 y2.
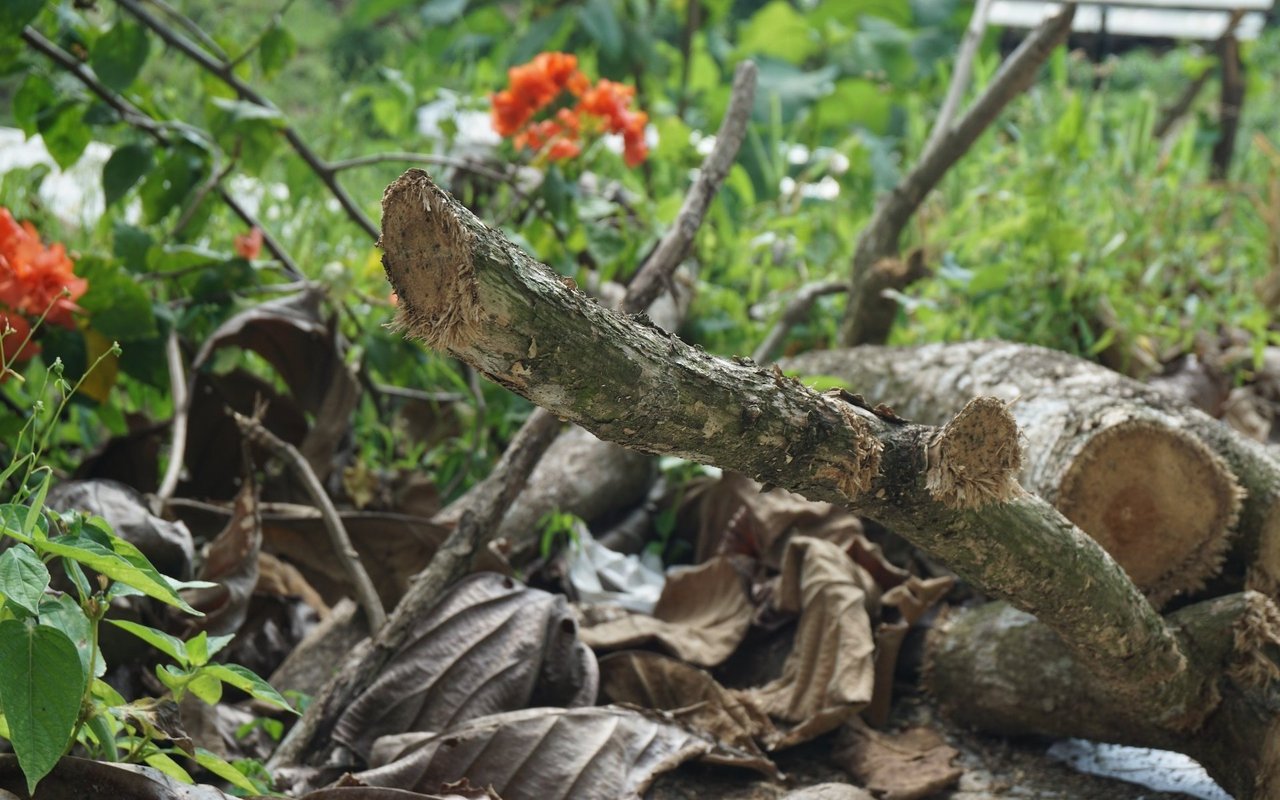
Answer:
0 207 87 331
234 227 263 260
491 53 648 167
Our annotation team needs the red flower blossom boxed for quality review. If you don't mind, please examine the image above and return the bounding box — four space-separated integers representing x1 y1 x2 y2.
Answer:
0 207 87 348
234 227 264 260
490 52 648 167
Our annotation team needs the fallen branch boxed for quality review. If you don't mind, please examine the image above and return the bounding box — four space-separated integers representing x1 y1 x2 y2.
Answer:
378 170 1277 795
231 410 387 631
839 5 1076 346
751 279 848 364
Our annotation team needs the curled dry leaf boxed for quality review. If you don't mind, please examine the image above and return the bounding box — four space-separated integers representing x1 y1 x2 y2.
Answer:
183 480 261 637
355 706 757 800
0 755 232 800
867 575 954 727
169 499 448 607
191 288 360 484
689 472 864 568
579 556 752 667
738 537 879 748
834 720 962 800
597 651 781 777
334 573 598 760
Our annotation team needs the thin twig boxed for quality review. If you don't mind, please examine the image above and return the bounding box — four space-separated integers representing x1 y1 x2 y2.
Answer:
143 0 229 61
372 384 466 404
154 331 189 510
115 0 379 241
1153 9 1243 141
268 406 561 770
924 0 994 157
751 279 848 364
231 410 387 631
21 27 305 279
841 4 1076 346
624 60 758 313
172 150 235 239
224 0 297 71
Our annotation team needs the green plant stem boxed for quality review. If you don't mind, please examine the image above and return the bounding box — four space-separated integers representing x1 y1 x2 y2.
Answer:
85 705 118 762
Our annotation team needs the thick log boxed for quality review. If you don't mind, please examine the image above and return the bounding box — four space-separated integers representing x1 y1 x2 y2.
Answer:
925 593 1280 798
784 341 1280 607
368 170 1280 791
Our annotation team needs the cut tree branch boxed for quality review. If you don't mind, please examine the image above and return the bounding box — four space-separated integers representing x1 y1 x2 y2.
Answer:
378 169 1276 796
839 4 1075 346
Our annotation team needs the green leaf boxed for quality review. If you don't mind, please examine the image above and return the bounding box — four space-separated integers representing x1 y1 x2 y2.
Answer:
193 748 258 794
0 544 50 616
201 663 294 713
106 619 188 666
139 148 205 224
349 0 418 26
40 595 102 678
75 258 158 341
23 470 51 538
32 534 197 614
188 671 222 704
0 619 87 795
102 143 154 208
185 631 208 667
11 72 55 137
420 0 467 25
37 101 90 170
737 1 815 64
578 0 622 55
258 26 296 77
0 0 44 39
112 223 153 271
144 751 194 784
90 21 150 91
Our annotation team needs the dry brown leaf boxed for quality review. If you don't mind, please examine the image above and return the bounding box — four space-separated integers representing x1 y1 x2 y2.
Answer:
867 576 955 726
834 720 962 800
334 573 597 760
0 755 232 800
257 551 330 619
737 537 878 748
303 783 499 800
355 706 751 800
169 499 448 607
183 479 261 637
597 651 780 776
691 473 864 568
579 556 752 667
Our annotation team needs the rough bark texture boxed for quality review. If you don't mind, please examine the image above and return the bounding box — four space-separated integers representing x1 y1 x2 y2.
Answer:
784 341 1280 608
925 593 1280 799
839 5 1075 346
370 170 1280 789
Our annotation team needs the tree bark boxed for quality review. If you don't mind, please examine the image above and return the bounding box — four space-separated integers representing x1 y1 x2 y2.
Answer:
925 593 1280 799
371 169 1280 796
839 5 1075 347
783 341 1280 605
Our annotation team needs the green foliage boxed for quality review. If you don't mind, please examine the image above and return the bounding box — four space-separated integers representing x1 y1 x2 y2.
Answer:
0 345 292 794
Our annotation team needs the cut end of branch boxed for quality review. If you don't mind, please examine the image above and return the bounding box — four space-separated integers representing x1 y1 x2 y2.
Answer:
1056 419 1242 608
381 169 482 352
926 396 1023 510
1245 502 1280 600
1230 591 1280 690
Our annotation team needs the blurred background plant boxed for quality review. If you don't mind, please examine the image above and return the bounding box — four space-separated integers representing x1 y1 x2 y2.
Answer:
0 0 1274 535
